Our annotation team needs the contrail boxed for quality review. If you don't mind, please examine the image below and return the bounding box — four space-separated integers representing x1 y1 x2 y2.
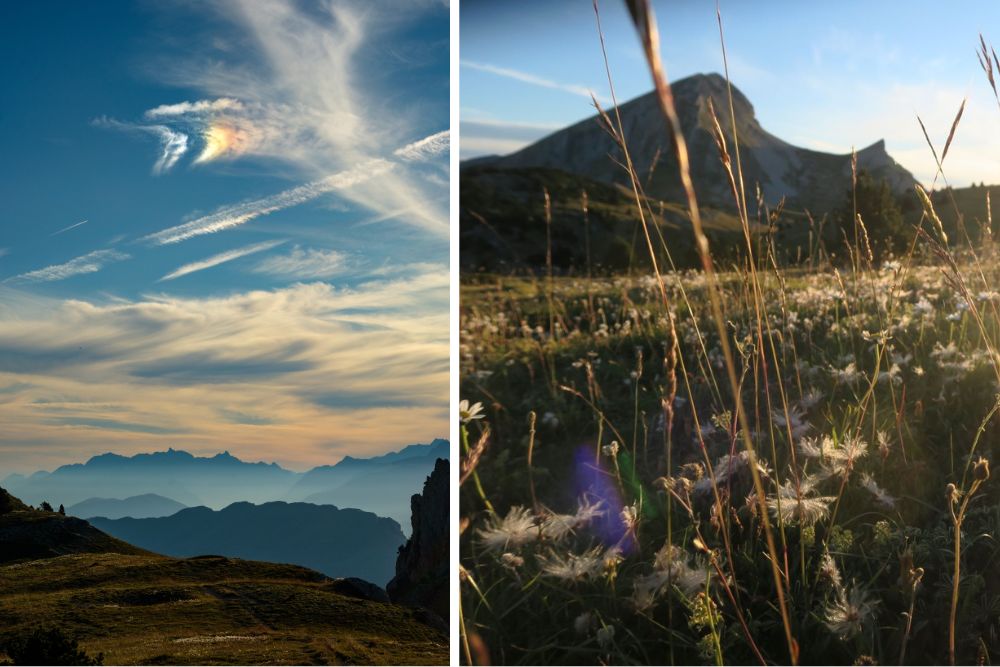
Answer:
50 219 89 236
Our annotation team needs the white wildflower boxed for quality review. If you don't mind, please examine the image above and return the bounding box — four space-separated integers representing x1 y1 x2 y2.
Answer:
477 506 538 551
860 473 896 509
823 585 877 639
500 552 524 569
596 624 615 648
539 546 604 581
767 477 835 527
459 399 485 424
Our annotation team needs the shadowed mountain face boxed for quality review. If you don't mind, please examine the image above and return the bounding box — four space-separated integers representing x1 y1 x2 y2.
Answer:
387 458 449 623
67 494 187 520
473 72 918 215
90 501 405 586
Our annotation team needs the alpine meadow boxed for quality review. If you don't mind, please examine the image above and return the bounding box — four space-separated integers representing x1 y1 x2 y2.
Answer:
459 1 1000 665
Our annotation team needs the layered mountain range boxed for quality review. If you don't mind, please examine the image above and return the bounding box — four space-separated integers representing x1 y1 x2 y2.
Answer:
3 439 448 530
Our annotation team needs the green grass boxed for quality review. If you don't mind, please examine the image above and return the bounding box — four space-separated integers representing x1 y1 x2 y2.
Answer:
459 259 1000 665
0 553 447 665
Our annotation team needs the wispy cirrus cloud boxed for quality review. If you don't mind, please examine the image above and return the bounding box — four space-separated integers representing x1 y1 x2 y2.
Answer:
144 158 396 245
94 117 190 174
145 97 244 118
252 246 349 279
7 249 130 284
461 59 607 102
159 240 286 282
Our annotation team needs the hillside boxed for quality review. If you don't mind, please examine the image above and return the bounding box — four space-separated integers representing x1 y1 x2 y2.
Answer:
0 553 447 665
901 182 1000 241
0 494 149 564
90 501 405 586
460 165 756 273
0 487 446 664
67 493 187 520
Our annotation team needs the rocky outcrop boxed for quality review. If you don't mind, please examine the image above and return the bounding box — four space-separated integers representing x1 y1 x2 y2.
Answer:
386 458 449 623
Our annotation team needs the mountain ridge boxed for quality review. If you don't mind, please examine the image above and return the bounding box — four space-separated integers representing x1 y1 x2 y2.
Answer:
3 440 450 517
67 493 188 520
468 72 919 215
89 500 406 586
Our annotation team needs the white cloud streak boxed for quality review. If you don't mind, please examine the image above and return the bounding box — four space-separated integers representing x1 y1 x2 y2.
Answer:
461 59 606 102
144 158 395 245
7 249 130 284
145 97 244 118
252 246 349 279
394 130 450 162
159 240 286 282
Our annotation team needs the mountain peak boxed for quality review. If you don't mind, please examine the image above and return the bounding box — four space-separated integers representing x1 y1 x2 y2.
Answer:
483 71 916 214
859 138 887 153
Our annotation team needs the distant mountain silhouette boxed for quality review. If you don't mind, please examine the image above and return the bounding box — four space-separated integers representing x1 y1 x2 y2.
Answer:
0 487 148 563
3 441 449 524
471 72 918 214
2 448 296 509
286 439 450 529
67 494 187 520
90 501 405 586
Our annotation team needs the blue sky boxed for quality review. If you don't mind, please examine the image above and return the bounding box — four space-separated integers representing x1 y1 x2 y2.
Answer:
0 1 449 473
461 0 1000 186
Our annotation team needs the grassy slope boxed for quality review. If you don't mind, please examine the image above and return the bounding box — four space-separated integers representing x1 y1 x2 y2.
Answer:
0 552 447 665
0 509 150 563
460 166 750 273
